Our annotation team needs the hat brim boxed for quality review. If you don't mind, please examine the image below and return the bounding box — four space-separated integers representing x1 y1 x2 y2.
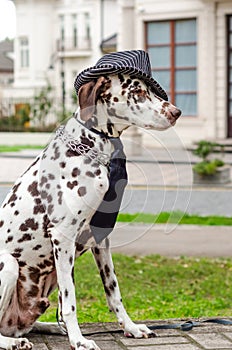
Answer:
74 65 168 101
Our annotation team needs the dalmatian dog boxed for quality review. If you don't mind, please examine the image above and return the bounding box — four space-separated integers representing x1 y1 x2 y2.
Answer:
0 73 181 350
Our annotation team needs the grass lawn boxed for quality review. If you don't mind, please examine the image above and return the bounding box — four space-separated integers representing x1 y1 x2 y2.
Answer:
0 145 43 152
39 253 232 324
117 212 232 226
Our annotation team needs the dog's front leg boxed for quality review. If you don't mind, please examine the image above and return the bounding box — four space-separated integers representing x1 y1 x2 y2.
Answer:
92 240 155 339
51 230 101 350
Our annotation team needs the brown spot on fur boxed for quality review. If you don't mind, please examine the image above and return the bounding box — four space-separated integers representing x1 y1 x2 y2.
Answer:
18 233 33 243
33 198 45 215
72 167 80 177
105 264 110 277
33 244 42 251
67 181 78 190
5 236 13 244
19 218 38 232
78 186 86 197
28 181 40 197
86 171 95 178
40 176 48 187
76 243 84 251
27 284 39 298
59 162 66 168
12 248 23 259
28 267 40 284
7 193 17 204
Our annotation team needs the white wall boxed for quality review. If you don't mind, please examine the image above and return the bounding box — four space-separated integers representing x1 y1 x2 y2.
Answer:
14 0 55 93
13 0 118 106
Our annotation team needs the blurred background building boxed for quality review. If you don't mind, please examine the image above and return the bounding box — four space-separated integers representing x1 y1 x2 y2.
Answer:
1 0 232 146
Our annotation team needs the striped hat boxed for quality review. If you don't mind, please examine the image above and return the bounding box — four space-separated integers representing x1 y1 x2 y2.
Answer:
74 50 168 101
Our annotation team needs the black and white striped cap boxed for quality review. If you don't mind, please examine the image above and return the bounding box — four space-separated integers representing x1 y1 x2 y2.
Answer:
74 50 168 101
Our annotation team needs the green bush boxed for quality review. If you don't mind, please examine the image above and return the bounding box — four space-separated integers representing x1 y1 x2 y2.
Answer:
193 161 217 175
192 140 225 176
213 158 224 167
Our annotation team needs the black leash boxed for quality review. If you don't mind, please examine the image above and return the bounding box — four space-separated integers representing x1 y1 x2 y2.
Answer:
56 305 232 336
82 318 232 336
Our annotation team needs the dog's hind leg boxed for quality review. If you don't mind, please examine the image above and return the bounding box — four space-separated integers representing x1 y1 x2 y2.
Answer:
0 253 19 322
92 240 155 339
0 252 33 350
31 321 67 335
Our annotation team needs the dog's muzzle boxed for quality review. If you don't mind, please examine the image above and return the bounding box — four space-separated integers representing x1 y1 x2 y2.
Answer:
167 107 181 125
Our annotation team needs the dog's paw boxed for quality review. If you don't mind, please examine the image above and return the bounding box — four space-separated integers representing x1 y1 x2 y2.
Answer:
11 338 33 350
72 338 101 350
124 323 156 339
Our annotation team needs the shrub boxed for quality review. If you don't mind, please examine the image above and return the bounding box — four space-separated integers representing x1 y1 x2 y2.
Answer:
192 140 225 176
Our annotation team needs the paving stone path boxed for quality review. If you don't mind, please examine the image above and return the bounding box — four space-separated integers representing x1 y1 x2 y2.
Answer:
25 320 232 350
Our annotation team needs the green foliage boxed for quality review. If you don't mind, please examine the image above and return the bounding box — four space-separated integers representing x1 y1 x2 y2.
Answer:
0 145 44 153
193 141 219 161
0 103 30 131
0 116 23 131
193 161 217 175
193 159 225 176
213 158 225 167
117 211 232 226
192 140 225 176
32 82 53 127
39 253 232 323
71 88 78 105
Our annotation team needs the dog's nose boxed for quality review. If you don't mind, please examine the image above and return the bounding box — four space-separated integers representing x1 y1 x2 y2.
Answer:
170 107 181 120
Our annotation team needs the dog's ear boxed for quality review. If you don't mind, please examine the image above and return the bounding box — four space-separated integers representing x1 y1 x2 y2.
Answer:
78 76 110 121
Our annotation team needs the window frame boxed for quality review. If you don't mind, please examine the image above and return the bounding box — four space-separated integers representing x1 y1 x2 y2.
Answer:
145 18 197 116
226 15 232 137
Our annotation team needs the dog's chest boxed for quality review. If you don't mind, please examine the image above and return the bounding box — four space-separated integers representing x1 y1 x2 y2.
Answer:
0 120 112 262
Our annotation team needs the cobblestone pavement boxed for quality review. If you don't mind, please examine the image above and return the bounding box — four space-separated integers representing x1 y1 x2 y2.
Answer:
26 320 232 350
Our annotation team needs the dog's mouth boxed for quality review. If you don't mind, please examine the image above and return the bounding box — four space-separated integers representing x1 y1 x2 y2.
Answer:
144 123 171 131
170 119 177 126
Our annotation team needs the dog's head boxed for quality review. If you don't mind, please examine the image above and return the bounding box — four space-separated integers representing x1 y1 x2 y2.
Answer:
78 74 181 134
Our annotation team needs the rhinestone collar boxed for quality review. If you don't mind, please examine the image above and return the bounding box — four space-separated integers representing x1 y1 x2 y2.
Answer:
56 125 110 167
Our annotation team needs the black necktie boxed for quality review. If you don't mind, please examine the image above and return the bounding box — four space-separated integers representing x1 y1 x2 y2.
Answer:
90 137 128 243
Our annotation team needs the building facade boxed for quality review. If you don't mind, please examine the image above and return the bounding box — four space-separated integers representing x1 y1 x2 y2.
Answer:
118 0 232 145
11 0 117 109
4 0 232 145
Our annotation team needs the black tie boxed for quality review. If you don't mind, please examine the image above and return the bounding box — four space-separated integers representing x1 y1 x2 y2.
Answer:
90 137 128 243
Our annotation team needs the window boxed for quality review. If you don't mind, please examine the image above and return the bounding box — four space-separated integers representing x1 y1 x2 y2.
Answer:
227 15 232 137
146 19 197 116
59 15 65 42
72 14 78 48
84 13 90 40
19 37 29 68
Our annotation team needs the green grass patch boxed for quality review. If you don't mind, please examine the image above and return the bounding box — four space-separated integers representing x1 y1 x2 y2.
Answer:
117 211 232 226
39 253 232 323
0 145 44 153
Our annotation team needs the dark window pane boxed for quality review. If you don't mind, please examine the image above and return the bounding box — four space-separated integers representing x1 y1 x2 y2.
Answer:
230 16 232 30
